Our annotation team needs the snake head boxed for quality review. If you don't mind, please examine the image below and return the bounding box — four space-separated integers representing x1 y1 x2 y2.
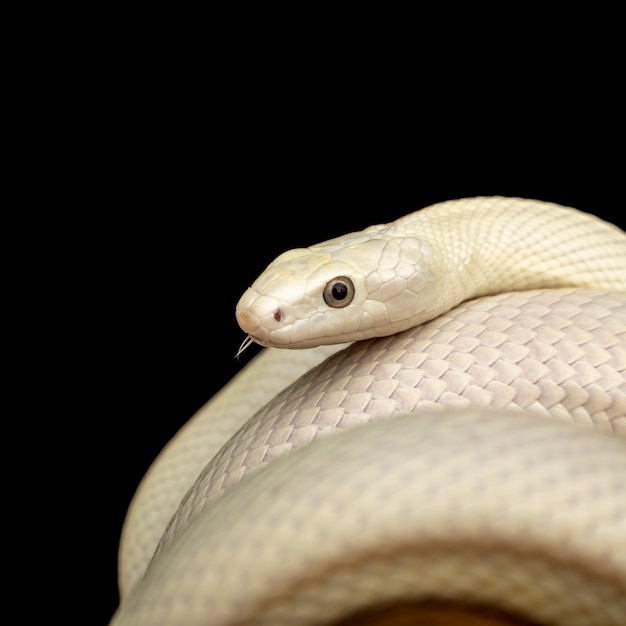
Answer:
235 231 438 350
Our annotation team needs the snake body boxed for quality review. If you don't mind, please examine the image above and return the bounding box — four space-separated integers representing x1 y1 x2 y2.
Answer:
112 197 626 625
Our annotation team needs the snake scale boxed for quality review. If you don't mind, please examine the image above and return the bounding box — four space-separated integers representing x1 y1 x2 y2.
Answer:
111 197 626 625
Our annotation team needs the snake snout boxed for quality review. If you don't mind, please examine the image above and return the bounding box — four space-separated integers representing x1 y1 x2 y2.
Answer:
236 309 261 335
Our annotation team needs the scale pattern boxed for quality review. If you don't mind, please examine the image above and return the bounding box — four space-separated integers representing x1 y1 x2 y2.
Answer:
157 288 626 553
115 411 626 625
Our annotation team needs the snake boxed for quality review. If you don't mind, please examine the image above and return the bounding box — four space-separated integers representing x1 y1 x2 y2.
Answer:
111 196 626 626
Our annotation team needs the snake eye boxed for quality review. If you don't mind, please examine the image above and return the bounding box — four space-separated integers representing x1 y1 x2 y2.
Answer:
323 276 355 308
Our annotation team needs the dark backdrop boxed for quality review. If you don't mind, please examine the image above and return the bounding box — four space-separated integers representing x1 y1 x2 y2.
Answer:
29 14 624 625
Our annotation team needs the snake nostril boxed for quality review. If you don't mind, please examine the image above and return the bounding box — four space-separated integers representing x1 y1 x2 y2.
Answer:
274 309 283 323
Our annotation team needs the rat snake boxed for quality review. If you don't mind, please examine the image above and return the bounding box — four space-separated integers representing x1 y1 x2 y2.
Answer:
111 197 626 625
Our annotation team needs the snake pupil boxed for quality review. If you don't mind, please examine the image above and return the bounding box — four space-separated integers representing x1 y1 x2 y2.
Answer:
332 283 348 300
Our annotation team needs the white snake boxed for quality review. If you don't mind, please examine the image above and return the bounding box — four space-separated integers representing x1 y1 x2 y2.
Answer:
111 197 626 625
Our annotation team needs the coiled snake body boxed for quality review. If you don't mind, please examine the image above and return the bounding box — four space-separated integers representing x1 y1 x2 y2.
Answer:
112 197 626 625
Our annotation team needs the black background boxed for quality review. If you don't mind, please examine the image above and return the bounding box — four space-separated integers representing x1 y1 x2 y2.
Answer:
47 34 624 626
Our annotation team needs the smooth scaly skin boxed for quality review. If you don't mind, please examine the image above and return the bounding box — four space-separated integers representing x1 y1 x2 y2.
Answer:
113 197 626 626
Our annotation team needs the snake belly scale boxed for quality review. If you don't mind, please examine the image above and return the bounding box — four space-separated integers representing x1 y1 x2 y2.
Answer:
111 197 626 626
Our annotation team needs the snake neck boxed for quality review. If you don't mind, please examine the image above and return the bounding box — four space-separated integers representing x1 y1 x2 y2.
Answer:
392 197 626 321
